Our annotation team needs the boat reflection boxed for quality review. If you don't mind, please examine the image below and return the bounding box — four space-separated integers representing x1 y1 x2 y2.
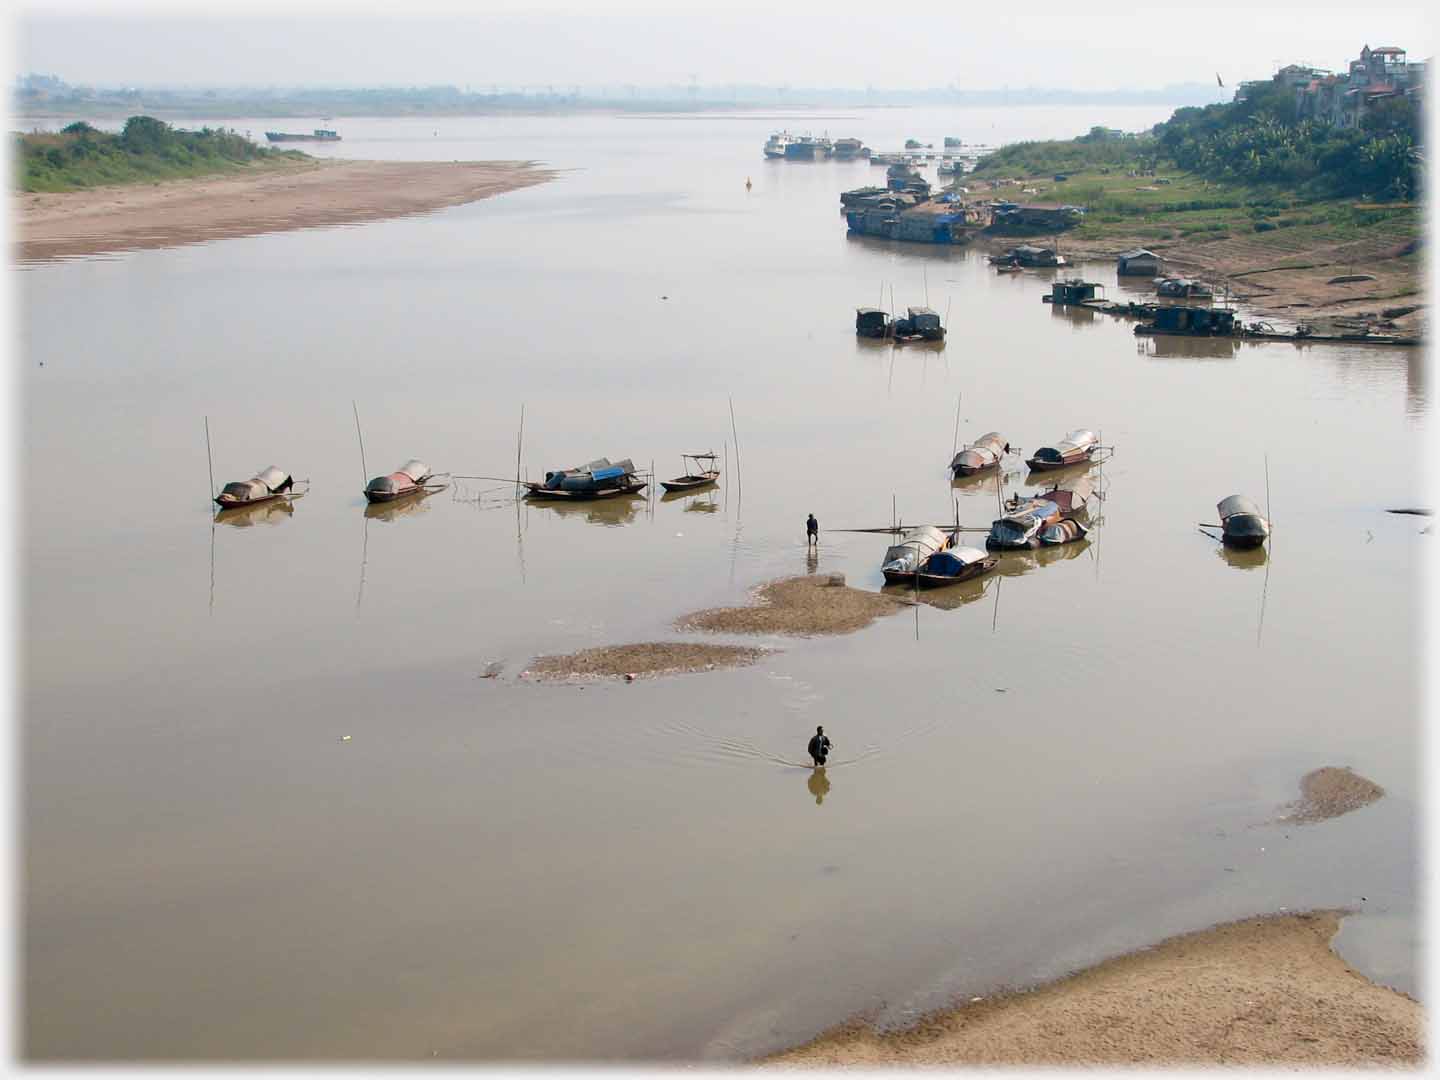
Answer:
529 493 646 527
214 497 297 528
661 487 719 512
883 568 996 611
364 490 433 522
1218 542 1268 570
1140 334 1242 361
1050 303 1100 327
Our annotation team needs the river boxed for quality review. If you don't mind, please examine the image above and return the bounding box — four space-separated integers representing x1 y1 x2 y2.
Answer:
18 105 1426 1061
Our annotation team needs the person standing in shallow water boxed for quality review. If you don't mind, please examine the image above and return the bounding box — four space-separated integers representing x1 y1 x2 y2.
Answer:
807 725 831 767
806 513 819 546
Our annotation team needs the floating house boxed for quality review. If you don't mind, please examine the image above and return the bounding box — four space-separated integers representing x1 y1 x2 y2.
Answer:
1117 248 1163 276
1135 306 1238 337
1045 279 1105 305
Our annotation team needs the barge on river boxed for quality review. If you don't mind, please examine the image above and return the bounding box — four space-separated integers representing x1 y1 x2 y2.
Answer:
265 128 340 142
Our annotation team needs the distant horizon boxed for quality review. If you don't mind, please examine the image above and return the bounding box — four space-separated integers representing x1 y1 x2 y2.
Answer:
18 10 1432 93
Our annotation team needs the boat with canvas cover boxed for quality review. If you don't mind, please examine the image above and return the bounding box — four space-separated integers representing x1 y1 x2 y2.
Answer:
950 432 1010 476
523 457 647 501
215 465 303 510
880 525 950 584
986 497 1061 550
1026 429 1099 471
364 459 444 504
906 545 998 588
1218 494 1270 548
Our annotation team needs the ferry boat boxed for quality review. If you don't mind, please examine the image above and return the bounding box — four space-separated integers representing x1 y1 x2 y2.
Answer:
265 128 341 142
763 132 792 158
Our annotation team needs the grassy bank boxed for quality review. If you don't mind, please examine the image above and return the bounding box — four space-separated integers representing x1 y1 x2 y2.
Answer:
14 116 307 193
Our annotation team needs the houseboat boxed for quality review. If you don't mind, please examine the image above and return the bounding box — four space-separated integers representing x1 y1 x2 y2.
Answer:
892 306 945 342
880 526 950 584
1043 279 1106 306
1218 494 1270 548
1156 277 1214 299
524 457 646 500
215 465 300 510
1135 306 1238 337
950 432 1010 477
1026 430 1100 471
906 545 998 588
364 459 441 504
855 307 893 338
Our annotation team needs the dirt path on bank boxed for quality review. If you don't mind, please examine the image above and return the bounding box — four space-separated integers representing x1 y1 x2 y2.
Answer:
762 911 1422 1068
13 158 555 261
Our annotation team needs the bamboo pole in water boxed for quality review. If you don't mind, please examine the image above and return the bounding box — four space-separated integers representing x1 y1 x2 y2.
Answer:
728 396 742 497
203 415 215 502
951 393 962 460
515 403 525 497
352 401 368 487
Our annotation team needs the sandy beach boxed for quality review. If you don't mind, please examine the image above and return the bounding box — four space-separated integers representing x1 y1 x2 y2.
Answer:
762 911 1422 1068
13 157 555 261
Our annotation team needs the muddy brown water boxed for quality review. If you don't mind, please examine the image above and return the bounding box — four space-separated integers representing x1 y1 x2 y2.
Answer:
18 108 1425 1061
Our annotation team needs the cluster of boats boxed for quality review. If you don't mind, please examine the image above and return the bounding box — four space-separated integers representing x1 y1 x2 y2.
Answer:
763 132 868 160
879 426 1272 590
855 305 946 342
213 453 722 515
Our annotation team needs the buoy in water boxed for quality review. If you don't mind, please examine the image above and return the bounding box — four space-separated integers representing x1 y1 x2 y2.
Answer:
745 177 752 191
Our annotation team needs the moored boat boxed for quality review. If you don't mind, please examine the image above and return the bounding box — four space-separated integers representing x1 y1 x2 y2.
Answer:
986 497 1061 550
1218 494 1270 548
524 457 646 500
1026 429 1099 471
660 452 719 492
892 306 945 342
215 465 301 509
950 432 1010 477
855 306 892 339
763 132 792 158
880 525 950 584
907 545 997 588
1038 517 1088 545
364 459 442 503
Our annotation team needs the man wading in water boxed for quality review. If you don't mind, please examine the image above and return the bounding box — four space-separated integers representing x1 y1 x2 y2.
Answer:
806 513 819 546
807 725 831 767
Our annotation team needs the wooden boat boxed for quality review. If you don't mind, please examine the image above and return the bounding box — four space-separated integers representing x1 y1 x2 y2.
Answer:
950 432 1009 476
1029 475 1094 517
364 459 442 504
660 452 719 493
1026 429 1099 471
1218 494 1270 548
880 525 950 584
892 306 945 342
905 545 998 588
986 496 1062 550
214 465 300 509
524 457 647 500
1037 517 1088 545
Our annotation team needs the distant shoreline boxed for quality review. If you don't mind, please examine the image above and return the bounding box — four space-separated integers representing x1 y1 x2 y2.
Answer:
13 157 555 261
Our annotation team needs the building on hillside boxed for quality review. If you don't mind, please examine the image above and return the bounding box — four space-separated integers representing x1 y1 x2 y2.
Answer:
1279 44 1427 128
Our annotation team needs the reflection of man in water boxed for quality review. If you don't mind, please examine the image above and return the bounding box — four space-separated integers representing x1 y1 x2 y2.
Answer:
807 725 831 766
807 767 830 805
806 513 819 546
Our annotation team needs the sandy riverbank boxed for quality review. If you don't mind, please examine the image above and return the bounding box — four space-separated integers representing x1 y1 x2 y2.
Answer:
525 642 767 680
762 910 1422 1068
679 575 906 636
13 157 555 261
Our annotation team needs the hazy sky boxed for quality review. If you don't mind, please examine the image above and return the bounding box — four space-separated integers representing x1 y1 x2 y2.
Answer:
15 3 1435 92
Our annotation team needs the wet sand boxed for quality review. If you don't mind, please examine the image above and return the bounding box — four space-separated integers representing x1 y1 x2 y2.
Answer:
525 642 766 680
13 158 555 261
762 911 1422 1068
678 575 906 636
1282 766 1386 824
